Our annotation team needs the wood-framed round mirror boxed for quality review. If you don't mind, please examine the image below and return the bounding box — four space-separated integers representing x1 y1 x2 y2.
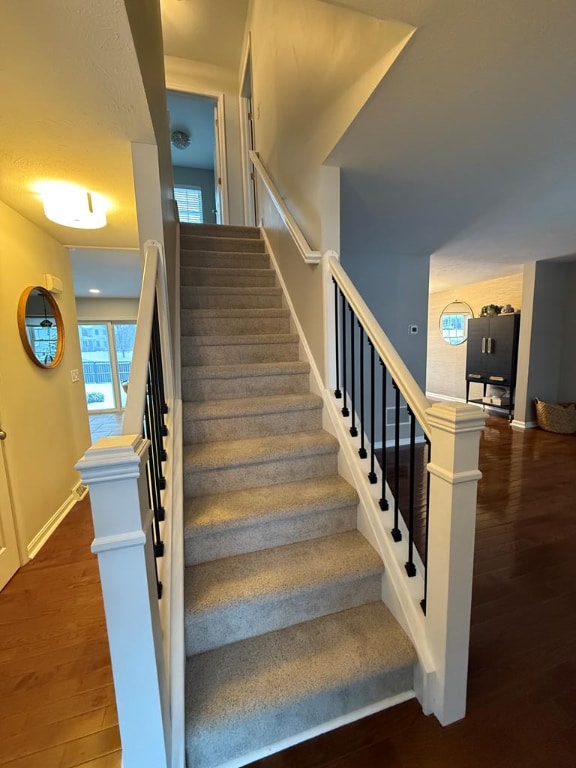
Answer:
17 286 65 368
439 300 473 346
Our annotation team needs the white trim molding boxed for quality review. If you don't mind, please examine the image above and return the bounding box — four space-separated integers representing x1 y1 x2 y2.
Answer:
27 482 85 559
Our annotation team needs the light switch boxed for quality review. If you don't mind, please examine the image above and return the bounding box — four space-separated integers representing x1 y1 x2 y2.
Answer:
71 369 80 382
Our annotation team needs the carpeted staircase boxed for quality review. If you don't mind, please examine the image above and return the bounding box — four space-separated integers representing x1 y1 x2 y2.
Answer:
181 223 416 768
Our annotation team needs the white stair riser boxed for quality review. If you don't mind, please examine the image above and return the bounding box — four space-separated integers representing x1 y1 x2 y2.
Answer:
181 289 283 310
181 341 299 366
183 405 322 443
184 451 338 497
185 504 357 565
186 575 382 656
181 316 291 336
181 269 276 288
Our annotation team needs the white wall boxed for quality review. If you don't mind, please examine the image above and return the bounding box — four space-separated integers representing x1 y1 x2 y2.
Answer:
76 298 139 322
0 200 91 558
245 0 414 249
164 57 244 226
427 272 524 400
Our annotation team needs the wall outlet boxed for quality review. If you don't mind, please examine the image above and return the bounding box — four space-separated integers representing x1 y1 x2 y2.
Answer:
409 325 418 335
71 369 80 382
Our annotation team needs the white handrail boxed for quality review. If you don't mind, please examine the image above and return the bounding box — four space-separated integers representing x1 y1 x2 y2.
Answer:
327 253 431 439
249 150 321 264
123 240 159 435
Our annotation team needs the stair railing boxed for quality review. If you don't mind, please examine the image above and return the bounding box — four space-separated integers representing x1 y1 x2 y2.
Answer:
251 153 486 726
76 240 176 768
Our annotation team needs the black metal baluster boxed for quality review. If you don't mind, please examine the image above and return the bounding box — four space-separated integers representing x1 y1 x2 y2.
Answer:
405 405 417 577
368 341 377 484
333 279 342 399
349 304 357 437
421 437 431 614
152 303 168 418
358 324 367 458
340 290 349 417
144 384 164 558
391 380 402 542
379 359 389 511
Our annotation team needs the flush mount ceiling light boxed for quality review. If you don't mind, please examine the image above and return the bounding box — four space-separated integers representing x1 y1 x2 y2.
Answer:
39 182 107 229
89 288 101 294
171 129 191 150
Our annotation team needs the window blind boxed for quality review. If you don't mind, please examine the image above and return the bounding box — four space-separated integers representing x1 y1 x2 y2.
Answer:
174 187 203 224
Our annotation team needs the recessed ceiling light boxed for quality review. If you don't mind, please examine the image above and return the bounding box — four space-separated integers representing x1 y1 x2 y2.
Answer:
89 288 101 294
38 182 108 229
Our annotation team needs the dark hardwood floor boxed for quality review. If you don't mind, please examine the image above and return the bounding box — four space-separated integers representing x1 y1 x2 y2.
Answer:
2 415 575 767
0 496 121 768
248 415 576 768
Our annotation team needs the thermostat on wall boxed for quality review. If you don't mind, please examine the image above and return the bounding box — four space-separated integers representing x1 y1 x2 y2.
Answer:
44 274 63 294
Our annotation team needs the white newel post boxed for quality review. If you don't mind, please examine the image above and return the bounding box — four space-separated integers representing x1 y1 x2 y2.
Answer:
76 435 171 768
424 402 486 726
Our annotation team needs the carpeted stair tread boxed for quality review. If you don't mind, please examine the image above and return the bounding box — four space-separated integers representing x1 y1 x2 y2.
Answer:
180 250 269 269
180 223 260 239
181 332 298 346
186 531 381 616
184 430 337 472
181 307 290 319
183 392 321 421
181 265 276 288
185 602 416 768
184 476 357 535
180 235 266 253
181 360 309 381
180 285 283 310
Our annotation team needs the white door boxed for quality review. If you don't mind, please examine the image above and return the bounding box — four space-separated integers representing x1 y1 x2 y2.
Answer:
214 107 222 225
0 421 20 590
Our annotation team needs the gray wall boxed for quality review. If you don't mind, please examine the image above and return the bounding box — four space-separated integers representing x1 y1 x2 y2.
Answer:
173 166 216 225
340 170 430 390
516 260 575 423
558 262 576 402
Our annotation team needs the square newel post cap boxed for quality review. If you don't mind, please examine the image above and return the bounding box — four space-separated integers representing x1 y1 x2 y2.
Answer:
426 401 487 435
75 434 148 484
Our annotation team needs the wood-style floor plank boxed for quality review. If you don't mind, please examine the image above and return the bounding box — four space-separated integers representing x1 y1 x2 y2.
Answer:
0 497 120 767
249 415 576 767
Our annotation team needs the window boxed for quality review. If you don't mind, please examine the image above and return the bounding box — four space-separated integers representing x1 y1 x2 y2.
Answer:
174 186 203 224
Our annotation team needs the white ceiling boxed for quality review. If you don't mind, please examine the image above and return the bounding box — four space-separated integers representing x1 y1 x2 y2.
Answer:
167 91 216 170
0 0 154 249
160 0 249 70
69 248 142 298
324 0 576 291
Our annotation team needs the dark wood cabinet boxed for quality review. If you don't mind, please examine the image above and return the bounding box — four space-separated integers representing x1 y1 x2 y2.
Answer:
465 314 521 419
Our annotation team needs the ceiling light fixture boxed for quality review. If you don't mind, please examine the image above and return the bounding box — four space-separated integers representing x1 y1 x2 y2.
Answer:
39 182 107 229
171 129 191 150
89 288 101 294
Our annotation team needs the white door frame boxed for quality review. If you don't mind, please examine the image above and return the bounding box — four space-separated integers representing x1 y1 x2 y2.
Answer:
239 35 257 226
166 87 230 226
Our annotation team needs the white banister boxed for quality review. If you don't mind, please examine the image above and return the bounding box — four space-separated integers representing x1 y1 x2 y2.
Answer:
249 150 321 264
75 435 170 768
123 239 173 434
325 252 431 438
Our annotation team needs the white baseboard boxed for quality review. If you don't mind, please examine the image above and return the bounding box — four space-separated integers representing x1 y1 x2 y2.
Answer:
27 481 86 559
214 691 416 768
510 419 538 430
425 392 466 403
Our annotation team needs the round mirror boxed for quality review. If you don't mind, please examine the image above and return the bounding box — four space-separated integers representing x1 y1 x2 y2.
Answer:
439 300 473 346
17 286 65 368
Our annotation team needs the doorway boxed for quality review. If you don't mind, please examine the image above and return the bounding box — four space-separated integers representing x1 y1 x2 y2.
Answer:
0 405 21 591
78 322 136 413
166 90 229 225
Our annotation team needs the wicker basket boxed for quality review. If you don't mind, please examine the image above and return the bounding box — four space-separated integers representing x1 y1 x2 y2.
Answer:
534 399 576 434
